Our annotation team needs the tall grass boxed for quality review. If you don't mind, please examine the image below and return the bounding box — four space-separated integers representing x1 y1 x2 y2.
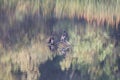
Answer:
0 0 120 80
60 24 116 80
0 37 52 80
0 19 118 80
0 0 120 26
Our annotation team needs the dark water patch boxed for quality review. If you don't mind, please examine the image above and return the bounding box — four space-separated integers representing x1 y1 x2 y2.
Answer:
74 17 87 27
0 14 47 49
39 55 83 80
45 18 57 34
39 55 66 80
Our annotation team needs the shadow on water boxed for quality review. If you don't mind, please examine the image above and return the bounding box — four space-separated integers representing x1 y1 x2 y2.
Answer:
39 54 83 80
39 55 70 80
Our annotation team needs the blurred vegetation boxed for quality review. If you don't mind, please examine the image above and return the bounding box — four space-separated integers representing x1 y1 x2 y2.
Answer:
60 24 116 80
0 0 120 80
0 0 120 26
